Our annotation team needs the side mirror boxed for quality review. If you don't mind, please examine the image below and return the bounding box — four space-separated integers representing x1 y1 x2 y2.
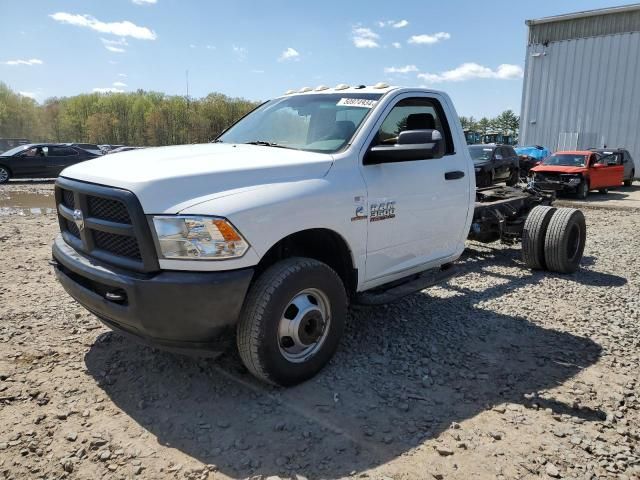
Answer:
364 129 444 165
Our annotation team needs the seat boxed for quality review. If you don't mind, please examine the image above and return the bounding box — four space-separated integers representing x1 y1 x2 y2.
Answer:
326 120 357 140
406 113 436 130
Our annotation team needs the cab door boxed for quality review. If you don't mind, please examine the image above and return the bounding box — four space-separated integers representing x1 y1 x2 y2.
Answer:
47 146 80 176
592 153 624 188
358 93 472 286
12 146 48 176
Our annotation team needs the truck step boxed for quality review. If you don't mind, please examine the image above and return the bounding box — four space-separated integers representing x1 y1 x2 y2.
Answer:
355 265 459 305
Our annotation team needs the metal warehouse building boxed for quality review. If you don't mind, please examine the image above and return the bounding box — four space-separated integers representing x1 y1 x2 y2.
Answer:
520 4 640 169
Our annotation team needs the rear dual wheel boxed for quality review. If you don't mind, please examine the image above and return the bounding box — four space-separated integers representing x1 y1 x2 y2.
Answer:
522 206 586 274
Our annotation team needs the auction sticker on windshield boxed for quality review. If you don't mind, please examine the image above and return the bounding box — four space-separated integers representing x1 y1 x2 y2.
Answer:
337 98 377 108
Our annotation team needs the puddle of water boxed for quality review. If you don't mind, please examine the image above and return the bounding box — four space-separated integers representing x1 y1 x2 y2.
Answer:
0 191 56 216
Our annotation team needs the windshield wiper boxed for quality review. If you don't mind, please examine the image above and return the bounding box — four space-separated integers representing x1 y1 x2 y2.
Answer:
244 140 293 149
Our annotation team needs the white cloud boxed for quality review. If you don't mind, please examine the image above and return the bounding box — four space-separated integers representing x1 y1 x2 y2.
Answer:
189 44 196 49
391 42 401 49
118 73 127 77
378 19 409 28
232 45 248 61
206 45 215 50
352 27 379 48
408 32 451 45
252 69 265 74
113 81 127 87
4 58 43 66
101 37 128 53
19 91 37 99
417 63 524 83
384 64 418 74
278 47 300 62
132 0 157 4
93 87 124 93
50 12 157 40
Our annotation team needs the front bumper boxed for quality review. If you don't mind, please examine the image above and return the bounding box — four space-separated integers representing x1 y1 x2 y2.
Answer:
52 236 254 355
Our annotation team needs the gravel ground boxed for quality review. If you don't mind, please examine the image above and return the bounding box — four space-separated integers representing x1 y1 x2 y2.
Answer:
0 182 638 480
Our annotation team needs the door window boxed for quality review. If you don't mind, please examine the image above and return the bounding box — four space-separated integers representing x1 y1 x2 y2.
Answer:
49 146 78 157
20 146 48 157
375 97 453 153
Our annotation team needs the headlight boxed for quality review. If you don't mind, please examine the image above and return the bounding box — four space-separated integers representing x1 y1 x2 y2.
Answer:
152 216 249 260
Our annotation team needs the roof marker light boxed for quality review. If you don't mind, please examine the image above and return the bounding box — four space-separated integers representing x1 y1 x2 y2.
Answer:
373 82 390 89
315 85 329 91
334 83 350 90
285 89 296 95
299 86 313 93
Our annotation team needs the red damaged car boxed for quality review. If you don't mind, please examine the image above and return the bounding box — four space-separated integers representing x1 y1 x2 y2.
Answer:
530 150 624 199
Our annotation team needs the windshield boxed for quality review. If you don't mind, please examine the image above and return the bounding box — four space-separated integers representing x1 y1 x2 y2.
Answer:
218 93 382 153
1 144 30 156
542 154 586 167
468 146 494 162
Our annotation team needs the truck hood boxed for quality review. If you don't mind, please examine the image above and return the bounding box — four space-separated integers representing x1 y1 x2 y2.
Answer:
61 143 334 213
530 165 587 174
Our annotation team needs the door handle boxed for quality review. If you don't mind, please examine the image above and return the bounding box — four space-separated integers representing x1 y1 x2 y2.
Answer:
445 170 465 180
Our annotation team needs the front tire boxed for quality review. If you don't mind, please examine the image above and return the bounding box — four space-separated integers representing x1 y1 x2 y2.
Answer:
506 167 520 186
237 257 347 386
598 188 609 194
576 179 589 200
0 166 10 184
624 172 633 187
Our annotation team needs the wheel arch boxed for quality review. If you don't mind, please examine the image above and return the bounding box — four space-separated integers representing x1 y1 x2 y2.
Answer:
255 228 358 297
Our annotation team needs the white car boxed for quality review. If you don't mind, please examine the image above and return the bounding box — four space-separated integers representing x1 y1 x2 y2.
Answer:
51 84 587 386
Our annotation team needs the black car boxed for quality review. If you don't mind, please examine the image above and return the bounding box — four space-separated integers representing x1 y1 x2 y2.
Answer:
469 144 520 187
589 148 636 186
0 144 98 183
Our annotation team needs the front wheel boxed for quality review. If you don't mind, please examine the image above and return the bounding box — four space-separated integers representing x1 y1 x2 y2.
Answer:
237 257 347 386
576 179 589 200
0 166 10 184
624 172 634 187
598 188 609 194
506 167 520 186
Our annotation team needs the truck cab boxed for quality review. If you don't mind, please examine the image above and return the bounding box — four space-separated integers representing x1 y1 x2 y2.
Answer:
51 84 585 386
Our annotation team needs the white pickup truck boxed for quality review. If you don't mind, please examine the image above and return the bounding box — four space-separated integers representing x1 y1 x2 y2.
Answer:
51 84 586 386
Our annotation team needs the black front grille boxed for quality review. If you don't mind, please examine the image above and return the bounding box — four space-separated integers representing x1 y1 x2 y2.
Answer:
55 179 158 272
66 219 80 238
62 189 75 209
88 197 131 224
93 231 141 260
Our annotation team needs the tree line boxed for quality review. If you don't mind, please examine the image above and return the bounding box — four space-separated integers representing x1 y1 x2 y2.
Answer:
459 110 520 135
1 81 520 146
0 82 259 146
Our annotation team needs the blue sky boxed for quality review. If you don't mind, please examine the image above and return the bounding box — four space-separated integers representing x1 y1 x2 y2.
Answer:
0 0 629 117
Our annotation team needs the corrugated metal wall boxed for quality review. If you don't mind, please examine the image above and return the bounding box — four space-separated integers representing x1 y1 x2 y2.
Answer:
520 31 640 170
528 9 640 44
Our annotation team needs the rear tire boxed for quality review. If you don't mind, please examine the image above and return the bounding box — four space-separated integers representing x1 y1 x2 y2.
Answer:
237 257 347 387
544 208 586 274
624 172 633 187
522 205 556 270
598 188 608 194
0 166 10 184
576 179 589 200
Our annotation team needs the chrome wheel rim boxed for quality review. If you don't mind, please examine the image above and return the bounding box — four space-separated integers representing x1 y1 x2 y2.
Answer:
0 168 8 183
278 288 331 363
